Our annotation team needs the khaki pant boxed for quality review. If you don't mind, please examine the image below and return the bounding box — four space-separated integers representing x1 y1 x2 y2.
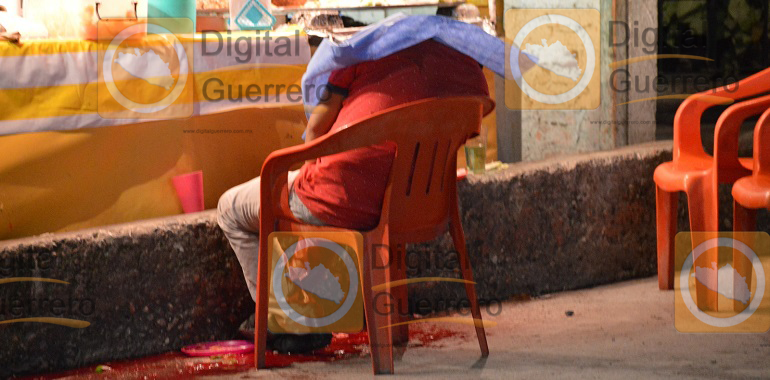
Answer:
217 170 324 329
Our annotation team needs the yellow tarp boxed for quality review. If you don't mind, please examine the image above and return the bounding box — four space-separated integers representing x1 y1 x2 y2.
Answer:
0 32 497 240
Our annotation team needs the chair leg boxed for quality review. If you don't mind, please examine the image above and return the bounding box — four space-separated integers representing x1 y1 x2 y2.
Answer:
389 243 409 347
255 241 270 369
449 218 489 357
732 200 756 312
362 234 395 375
733 199 757 232
656 185 679 290
685 177 719 312
254 304 268 369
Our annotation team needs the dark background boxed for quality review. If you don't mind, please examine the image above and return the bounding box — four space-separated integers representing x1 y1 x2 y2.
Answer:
656 0 770 153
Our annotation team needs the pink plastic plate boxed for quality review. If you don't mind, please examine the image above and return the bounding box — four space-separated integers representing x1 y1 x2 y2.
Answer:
181 340 255 357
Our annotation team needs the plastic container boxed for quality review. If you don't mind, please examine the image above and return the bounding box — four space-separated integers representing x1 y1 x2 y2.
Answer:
196 15 227 32
23 0 143 39
0 0 21 16
271 0 306 6
172 171 205 214
148 0 196 31
464 124 487 175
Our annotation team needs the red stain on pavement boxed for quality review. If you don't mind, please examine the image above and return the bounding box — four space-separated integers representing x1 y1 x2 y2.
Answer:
23 326 465 379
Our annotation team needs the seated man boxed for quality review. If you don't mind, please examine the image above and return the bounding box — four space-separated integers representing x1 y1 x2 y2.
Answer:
217 39 491 353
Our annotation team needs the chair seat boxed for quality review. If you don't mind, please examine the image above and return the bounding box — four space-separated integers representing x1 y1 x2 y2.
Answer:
733 175 770 210
278 217 450 245
654 156 753 192
739 157 754 168
654 158 711 192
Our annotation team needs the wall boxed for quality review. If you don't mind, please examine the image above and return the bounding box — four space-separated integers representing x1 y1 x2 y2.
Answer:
501 0 658 161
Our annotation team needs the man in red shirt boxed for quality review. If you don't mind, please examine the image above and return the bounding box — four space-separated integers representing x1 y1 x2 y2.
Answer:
217 39 491 352
294 39 492 229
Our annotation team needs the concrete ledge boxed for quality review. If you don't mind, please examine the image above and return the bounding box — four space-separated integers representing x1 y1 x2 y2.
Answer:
414 141 673 303
0 213 252 377
4 141 761 377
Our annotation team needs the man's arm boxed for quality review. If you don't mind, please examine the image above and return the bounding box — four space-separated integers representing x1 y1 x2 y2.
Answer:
519 51 538 74
305 91 345 144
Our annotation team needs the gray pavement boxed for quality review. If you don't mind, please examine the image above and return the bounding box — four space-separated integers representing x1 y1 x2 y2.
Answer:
211 278 770 379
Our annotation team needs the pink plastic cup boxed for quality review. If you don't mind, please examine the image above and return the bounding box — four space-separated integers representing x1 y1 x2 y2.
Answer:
173 171 204 214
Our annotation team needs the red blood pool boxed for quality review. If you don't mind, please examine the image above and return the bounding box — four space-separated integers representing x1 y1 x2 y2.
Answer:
24 326 466 379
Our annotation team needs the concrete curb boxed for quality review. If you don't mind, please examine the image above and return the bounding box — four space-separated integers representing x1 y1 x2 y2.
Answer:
0 213 251 377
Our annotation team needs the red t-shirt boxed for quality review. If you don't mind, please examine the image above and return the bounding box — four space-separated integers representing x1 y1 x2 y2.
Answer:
293 39 490 230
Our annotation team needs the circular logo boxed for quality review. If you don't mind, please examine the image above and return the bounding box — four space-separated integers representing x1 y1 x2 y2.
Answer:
272 238 359 328
680 238 766 327
510 14 596 104
103 23 189 113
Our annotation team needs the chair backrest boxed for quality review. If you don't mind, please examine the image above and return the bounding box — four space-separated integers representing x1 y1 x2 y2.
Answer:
262 96 492 241
338 96 492 241
674 67 770 160
377 97 492 241
753 108 770 177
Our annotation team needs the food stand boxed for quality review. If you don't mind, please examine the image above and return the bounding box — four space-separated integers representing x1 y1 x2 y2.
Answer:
0 0 498 241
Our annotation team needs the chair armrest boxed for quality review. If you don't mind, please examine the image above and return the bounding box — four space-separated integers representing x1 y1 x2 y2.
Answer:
754 108 770 175
673 94 732 159
714 94 770 178
259 121 393 217
674 67 770 159
721 66 770 100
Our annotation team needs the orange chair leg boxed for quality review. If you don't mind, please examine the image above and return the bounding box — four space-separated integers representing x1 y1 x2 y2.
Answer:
732 200 756 312
362 234 395 375
254 250 270 369
449 218 489 357
656 185 679 290
733 199 757 232
389 243 410 347
686 178 719 312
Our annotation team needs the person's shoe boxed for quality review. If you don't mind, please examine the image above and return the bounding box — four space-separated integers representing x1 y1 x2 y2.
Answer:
238 313 256 340
270 333 333 354
238 314 332 354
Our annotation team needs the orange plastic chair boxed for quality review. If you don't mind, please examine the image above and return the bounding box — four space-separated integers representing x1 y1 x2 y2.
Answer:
731 108 770 311
655 67 770 309
254 96 494 375
732 108 770 225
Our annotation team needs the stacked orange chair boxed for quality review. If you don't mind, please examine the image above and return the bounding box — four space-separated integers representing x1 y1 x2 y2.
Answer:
731 108 770 311
655 67 770 311
732 108 770 230
254 97 494 375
